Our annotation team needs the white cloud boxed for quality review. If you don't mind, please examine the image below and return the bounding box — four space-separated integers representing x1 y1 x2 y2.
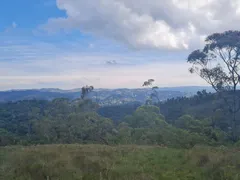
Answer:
0 34 207 90
43 0 240 50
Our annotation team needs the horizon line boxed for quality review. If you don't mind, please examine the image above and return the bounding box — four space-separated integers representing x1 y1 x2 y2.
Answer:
0 86 213 92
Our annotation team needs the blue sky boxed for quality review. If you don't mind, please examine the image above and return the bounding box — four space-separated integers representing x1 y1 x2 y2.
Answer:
2 0 238 90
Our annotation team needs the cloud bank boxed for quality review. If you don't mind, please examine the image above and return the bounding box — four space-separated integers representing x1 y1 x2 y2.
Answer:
44 0 240 50
0 60 206 90
0 42 206 90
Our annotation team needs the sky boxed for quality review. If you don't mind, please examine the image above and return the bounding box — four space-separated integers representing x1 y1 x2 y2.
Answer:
1 0 240 90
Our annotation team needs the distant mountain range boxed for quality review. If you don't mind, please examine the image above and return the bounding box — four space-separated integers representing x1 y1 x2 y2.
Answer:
0 86 214 105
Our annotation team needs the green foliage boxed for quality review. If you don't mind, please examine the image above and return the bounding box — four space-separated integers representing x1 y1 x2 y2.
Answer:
114 106 223 148
175 115 226 141
0 99 115 146
97 102 141 122
187 30 240 141
0 92 238 179
124 106 164 128
159 91 239 133
234 140 240 147
0 128 18 146
0 98 233 148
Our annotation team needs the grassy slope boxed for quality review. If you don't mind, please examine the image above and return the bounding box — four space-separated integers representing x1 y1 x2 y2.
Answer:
1 145 240 180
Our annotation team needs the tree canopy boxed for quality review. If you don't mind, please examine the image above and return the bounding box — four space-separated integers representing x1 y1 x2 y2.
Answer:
187 30 240 141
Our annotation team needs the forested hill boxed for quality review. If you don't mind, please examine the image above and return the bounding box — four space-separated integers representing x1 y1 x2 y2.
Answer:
0 97 230 147
98 90 240 132
0 86 212 105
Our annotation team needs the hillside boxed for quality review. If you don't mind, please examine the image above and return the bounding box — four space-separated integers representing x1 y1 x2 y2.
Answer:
1 88 240 180
0 86 212 105
0 98 230 147
1 144 240 180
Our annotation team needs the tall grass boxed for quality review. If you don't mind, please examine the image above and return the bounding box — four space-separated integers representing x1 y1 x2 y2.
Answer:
1 145 240 180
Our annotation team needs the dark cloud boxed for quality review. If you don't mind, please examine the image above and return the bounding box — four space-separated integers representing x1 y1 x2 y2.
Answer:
106 60 117 65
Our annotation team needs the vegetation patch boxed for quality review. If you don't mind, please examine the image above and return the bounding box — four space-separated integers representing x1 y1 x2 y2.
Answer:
1 145 240 180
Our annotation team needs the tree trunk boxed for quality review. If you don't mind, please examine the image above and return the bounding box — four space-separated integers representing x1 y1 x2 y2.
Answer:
232 86 238 142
